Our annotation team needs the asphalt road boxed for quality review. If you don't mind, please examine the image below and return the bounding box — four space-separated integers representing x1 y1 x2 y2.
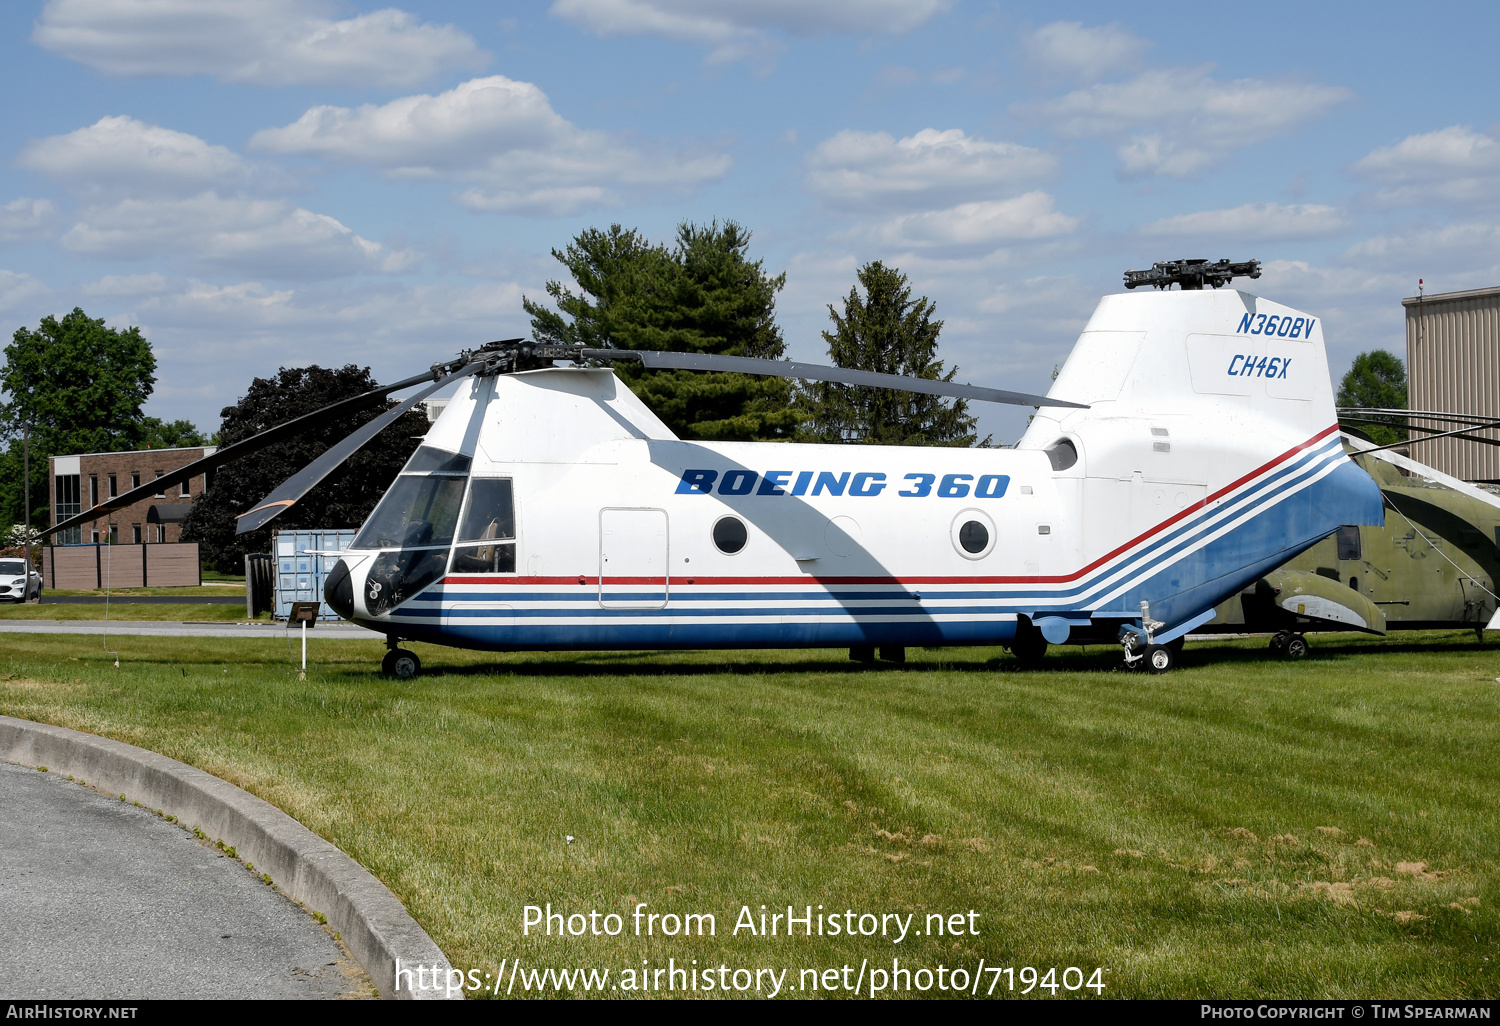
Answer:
0 760 371 999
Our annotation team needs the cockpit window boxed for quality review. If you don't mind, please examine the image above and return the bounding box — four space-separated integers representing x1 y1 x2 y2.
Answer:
401 446 472 475
354 475 466 549
457 479 515 542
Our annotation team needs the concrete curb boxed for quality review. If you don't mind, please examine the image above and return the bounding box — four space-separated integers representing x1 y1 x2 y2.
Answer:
0 716 460 1001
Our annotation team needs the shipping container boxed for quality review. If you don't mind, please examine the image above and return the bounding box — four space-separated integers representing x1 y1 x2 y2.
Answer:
273 529 357 621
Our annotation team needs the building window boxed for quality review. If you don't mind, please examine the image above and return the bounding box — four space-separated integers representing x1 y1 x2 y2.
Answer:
91 530 99 544
131 472 140 490
89 475 98 507
108 524 118 544
108 474 117 498
132 525 141 544
155 471 164 498
180 478 191 497
156 525 166 543
54 474 80 518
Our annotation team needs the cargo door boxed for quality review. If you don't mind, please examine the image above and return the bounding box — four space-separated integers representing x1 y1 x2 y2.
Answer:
599 508 668 609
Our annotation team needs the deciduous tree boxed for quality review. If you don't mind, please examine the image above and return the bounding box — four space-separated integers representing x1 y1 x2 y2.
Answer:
1337 349 1407 445
182 365 425 573
0 308 157 528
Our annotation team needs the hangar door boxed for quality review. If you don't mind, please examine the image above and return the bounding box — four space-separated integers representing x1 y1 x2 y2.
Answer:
599 508 669 609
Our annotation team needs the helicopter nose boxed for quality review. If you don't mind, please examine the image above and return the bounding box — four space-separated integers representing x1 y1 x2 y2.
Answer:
324 558 355 620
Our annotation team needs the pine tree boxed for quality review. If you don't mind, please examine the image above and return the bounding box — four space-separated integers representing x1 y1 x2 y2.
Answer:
524 221 799 440
801 261 986 447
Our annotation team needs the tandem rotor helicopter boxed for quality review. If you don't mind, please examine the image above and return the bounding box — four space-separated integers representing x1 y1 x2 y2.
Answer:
47 258 1386 678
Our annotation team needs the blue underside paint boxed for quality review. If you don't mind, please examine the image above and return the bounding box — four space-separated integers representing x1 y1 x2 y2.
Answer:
362 455 1383 652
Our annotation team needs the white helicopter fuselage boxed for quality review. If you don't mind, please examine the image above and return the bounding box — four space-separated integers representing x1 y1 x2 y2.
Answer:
326 288 1384 652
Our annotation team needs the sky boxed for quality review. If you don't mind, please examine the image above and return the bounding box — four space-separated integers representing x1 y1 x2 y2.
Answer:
1 0 1497 445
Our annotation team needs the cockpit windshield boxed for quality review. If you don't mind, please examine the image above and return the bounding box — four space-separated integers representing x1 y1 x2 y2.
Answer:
401 446 472 475
354 474 466 550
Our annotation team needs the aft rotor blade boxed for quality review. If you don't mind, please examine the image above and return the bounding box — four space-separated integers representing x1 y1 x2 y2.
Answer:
39 368 443 542
577 349 1086 410
235 361 484 535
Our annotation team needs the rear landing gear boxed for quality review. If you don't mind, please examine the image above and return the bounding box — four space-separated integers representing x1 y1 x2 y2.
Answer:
849 645 907 664
1142 644 1175 673
382 638 422 679
1270 631 1308 659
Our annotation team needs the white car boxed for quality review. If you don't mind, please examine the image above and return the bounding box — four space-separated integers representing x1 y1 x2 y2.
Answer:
0 557 42 602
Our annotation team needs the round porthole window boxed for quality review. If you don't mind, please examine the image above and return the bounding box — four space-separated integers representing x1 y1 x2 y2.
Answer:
950 509 996 560
713 516 748 554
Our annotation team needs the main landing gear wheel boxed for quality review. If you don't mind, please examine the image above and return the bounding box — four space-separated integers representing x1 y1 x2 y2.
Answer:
382 648 422 679
1143 644 1175 674
1270 631 1308 659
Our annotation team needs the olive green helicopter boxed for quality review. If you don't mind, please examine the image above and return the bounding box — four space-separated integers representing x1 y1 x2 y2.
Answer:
1199 409 1500 657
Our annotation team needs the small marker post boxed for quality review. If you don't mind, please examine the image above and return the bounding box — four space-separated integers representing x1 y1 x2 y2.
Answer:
289 601 319 680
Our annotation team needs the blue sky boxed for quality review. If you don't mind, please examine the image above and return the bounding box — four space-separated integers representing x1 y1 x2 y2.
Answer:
1 1 1496 444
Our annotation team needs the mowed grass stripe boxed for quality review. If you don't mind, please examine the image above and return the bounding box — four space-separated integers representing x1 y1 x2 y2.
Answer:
0 631 1494 998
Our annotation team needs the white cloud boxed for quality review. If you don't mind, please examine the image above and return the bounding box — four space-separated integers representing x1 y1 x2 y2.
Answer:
19 116 286 196
19 117 418 278
1352 126 1500 206
1025 22 1148 81
81 272 172 296
1141 202 1350 240
867 192 1080 249
59 193 415 278
1020 66 1351 177
251 76 731 215
0 270 48 310
1344 220 1500 266
805 129 1056 212
0 198 58 244
33 0 488 88
551 0 948 62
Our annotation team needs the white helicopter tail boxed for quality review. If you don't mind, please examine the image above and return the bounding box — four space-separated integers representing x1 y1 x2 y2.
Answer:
1016 287 1384 640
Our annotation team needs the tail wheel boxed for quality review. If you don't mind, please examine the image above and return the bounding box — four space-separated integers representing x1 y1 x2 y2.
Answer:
1282 634 1309 660
382 648 422 679
1144 644 1175 673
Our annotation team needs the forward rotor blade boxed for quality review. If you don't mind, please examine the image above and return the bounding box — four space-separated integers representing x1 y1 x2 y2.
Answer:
40 368 443 542
235 361 483 535
577 349 1086 410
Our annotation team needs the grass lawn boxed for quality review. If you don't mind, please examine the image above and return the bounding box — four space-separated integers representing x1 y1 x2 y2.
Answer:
0 631 1494 999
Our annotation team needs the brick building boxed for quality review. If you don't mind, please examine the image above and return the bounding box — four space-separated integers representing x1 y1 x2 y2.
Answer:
50 445 215 545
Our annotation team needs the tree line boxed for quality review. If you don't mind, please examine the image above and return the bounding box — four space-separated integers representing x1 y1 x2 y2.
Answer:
0 219 1408 571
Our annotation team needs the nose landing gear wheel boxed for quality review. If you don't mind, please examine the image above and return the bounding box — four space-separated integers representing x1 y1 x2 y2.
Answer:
382 648 422 679
1282 634 1309 660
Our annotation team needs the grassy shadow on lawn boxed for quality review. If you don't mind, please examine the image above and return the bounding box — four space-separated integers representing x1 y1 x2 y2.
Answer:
0 629 1495 999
